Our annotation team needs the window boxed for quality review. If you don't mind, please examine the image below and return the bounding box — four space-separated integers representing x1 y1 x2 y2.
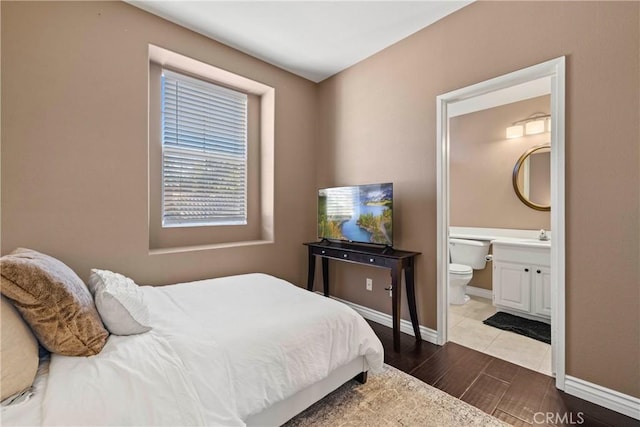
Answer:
161 69 248 227
148 45 275 252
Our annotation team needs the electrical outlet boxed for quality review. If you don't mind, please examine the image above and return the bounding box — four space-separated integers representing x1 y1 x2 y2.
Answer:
365 278 373 291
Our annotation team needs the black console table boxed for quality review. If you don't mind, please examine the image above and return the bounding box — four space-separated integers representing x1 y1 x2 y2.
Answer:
304 241 421 351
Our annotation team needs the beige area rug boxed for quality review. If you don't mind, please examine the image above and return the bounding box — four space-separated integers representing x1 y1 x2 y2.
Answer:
285 364 508 426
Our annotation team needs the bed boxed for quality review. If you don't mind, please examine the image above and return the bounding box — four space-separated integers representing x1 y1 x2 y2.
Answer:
0 250 384 426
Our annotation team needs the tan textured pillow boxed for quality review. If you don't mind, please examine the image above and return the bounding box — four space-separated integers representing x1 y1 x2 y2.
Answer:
0 248 108 356
0 294 39 401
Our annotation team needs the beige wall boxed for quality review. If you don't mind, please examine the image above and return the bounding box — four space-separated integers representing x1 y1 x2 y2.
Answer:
1 1 318 286
317 1 639 398
450 96 551 230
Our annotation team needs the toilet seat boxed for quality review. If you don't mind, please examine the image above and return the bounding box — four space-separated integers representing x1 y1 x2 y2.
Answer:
449 263 472 274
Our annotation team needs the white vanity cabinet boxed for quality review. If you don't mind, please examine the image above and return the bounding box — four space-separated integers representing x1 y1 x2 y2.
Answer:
493 262 532 312
532 266 552 318
492 240 551 323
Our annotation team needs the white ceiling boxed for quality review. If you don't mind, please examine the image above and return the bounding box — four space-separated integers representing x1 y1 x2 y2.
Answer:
127 1 472 82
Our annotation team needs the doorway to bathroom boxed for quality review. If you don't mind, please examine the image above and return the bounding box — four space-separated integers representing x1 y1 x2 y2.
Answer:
448 94 552 376
435 58 567 390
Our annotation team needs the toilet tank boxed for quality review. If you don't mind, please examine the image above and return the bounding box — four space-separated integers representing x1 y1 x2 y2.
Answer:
449 238 491 269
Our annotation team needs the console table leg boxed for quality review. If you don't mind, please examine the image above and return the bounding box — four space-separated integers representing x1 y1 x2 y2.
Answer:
322 257 329 297
307 251 316 292
405 261 422 341
391 265 401 351
304 242 421 352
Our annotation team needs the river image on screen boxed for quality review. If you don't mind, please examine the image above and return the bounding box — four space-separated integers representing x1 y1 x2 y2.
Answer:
317 183 393 246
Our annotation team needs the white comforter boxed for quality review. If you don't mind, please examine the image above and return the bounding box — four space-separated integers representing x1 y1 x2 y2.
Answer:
38 273 384 426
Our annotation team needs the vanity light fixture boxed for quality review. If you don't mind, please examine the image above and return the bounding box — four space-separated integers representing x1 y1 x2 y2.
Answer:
525 119 545 135
506 125 524 139
506 113 551 139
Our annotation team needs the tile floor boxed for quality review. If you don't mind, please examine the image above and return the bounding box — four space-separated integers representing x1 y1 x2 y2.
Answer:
448 296 553 376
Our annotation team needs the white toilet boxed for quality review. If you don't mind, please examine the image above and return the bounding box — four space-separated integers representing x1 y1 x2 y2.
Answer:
449 238 491 305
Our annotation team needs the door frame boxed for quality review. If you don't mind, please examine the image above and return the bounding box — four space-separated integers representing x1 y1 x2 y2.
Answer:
435 57 566 389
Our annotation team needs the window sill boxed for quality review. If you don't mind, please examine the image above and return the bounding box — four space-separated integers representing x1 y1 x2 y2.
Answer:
148 239 274 255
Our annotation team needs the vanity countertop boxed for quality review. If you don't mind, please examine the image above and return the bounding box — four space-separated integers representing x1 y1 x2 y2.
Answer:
491 238 551 249
450 227 552 244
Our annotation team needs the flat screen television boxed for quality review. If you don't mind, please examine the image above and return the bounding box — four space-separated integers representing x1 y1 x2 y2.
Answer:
318 183 393 246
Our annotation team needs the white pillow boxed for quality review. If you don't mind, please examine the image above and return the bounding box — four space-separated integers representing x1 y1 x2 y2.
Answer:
88 269 151 336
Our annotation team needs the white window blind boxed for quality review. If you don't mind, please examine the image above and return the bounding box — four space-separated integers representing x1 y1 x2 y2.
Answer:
161 69 248 227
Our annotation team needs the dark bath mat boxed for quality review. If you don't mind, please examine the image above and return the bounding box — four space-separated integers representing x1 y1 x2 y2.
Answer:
483 312 551 344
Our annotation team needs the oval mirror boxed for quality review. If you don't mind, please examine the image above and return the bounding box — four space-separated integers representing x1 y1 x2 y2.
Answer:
513 144 551 211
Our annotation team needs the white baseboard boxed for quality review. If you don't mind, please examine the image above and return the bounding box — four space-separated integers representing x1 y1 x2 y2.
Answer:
322 293 439 345
564 375 640 420
466 286 493 300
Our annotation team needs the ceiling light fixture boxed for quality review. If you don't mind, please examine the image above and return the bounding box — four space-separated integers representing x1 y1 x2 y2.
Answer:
506 113 551 139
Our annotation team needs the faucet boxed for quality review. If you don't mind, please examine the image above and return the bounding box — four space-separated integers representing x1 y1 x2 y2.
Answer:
538 229 550 241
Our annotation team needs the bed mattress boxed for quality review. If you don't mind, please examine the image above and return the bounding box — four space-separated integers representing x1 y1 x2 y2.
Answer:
2 273 384 426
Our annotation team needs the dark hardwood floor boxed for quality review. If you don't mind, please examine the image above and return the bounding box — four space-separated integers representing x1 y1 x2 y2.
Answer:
367 321 638 427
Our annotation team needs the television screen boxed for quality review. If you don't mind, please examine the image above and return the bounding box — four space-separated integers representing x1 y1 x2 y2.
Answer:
318 183 393 246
